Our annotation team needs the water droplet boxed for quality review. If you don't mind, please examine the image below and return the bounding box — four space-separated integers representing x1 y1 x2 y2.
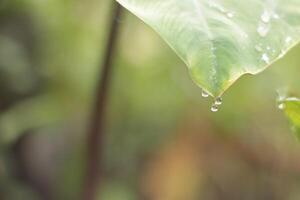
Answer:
285 36 292 44
215 97 223 105
278 50 286 58
226 12 234 18
261 10 271 23
255 44 263 52
257 23 270 37
273 13 280 19
278 103 285 110
202 90 209 98
211 104 219 112
261 53 270 64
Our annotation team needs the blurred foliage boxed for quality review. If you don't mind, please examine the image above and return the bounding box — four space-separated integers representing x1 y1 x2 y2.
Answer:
278 95 300 139
0 0 300 200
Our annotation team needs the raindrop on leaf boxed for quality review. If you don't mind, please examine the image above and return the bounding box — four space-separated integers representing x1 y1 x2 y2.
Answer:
273 13 280 19
261 53 270 64
261 10 271 23
255 44 263 52
257 23 270 37
285 36 292 44
227 12 234 18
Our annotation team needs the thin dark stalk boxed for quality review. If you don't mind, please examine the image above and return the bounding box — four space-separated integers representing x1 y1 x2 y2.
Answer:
83 3 123 200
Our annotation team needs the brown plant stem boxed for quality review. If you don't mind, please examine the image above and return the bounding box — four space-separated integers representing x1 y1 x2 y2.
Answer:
83 2 123 200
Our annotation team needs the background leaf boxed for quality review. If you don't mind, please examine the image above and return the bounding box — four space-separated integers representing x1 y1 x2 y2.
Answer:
278 96 300 139
116 0 300 97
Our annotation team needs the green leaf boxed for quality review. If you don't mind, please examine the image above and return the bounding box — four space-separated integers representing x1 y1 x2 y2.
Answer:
116 0 300 97
278 96 300 139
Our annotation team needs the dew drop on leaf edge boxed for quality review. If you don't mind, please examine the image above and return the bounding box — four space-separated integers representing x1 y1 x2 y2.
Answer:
202 90 209 98
211 104 219 112
285 36 292 44
278 50 286 58
215 97 223 105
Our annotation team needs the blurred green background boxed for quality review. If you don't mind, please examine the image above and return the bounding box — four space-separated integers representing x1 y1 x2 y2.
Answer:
1 0 300 199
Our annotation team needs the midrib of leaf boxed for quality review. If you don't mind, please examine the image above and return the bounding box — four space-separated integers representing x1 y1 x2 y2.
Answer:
192 0 213 39
192 0 219 93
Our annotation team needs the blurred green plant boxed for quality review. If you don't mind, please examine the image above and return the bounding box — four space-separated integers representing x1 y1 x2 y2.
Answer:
278 95 300 139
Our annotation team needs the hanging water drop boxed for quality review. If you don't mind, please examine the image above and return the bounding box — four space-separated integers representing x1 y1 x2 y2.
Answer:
202 90 209 98
261 10 271 23
215 97 223 105
211 104 219 112
261 53 270 64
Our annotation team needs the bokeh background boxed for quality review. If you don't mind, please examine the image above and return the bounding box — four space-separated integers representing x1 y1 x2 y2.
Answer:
1 0 300 199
